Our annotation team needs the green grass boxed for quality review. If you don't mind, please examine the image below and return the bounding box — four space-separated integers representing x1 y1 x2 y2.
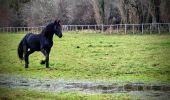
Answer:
0 31 170 99
0 32 170 83
0 87 133 100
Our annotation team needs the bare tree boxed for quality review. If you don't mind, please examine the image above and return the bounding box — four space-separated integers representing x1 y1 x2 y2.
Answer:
21 0 58 26
90 0 103 25
57 0 70 24
1 0 170 26
160 0 170 23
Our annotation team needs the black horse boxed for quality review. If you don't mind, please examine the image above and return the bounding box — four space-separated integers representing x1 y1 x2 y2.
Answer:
18 20 62 68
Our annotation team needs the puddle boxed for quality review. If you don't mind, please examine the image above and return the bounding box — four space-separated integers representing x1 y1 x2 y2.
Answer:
0 74 170 99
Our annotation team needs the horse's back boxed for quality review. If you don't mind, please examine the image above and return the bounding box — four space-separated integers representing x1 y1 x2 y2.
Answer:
25 33 41 51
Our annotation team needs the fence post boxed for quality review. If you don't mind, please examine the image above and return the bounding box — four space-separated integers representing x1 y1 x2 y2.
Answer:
3 27 5 33
4 27 5 33
9 27 11 33
75 25 77 31
62 26 64 32
102 24 104 33
36 27 38 33
27 27 29 33
17 27 19 33
32 27 35 33
158 24 160 34
32 27 33 33
142 24 144 34
38 27 40 32
168 23 170 33
72 25 74 31
65 26 67 32
32 27 34 33
36 27 37 33
150 24 152 34
74 25 75 31
110 25 111 34
30 27 31 33
71 25 73 31
9 27 11 32
81 25 83 31
11 27 12 33
24 27 25 33
125 24 127 34
117 25 119 33
29 27 31 33
7 27 9 33
69 25 70 31
133 24 134 34
95 25 96 31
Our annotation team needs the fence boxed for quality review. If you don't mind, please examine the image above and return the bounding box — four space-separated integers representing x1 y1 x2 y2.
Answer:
0 23 170 34
0 26 44 34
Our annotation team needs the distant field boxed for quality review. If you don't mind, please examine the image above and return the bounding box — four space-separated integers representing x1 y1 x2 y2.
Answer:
0 32 170 83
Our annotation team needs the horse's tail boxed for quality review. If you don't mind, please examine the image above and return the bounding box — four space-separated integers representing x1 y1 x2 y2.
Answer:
18 38 24 60
18 33 32 60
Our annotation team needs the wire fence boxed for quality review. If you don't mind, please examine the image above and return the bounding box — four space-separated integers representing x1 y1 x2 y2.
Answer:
0 23 170 34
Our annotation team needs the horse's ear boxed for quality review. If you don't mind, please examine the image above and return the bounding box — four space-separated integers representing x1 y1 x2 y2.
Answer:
54 20 57 24
58 20 60 24
54 19 60 24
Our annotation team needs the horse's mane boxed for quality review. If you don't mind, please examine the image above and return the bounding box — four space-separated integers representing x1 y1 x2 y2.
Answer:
40 22 54 36
41 27 47 36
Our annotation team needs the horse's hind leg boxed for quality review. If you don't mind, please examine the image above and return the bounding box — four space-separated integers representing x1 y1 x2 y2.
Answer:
24 48 34 68
23 45 29 68
40 60 46 65
41 49 50 68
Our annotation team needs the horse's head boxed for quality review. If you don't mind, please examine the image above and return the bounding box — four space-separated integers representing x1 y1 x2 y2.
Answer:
53 20 62 38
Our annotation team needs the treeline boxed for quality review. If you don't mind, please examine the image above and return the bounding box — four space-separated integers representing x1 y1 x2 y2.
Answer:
0 0 169 27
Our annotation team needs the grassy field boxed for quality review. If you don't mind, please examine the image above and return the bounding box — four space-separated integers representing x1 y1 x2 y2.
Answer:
0 31 170 82
0 31 170 99
0 87 133 100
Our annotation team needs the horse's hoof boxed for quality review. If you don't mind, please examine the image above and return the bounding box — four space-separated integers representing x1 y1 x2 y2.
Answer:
25 65 28 68
40 60 45 65
46 66 50 68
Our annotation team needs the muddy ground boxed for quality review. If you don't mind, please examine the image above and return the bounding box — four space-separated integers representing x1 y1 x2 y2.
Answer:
0 74 170 100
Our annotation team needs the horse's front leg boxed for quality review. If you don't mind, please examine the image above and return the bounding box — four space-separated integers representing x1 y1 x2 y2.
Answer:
24 54 28 68
41 49 50 68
